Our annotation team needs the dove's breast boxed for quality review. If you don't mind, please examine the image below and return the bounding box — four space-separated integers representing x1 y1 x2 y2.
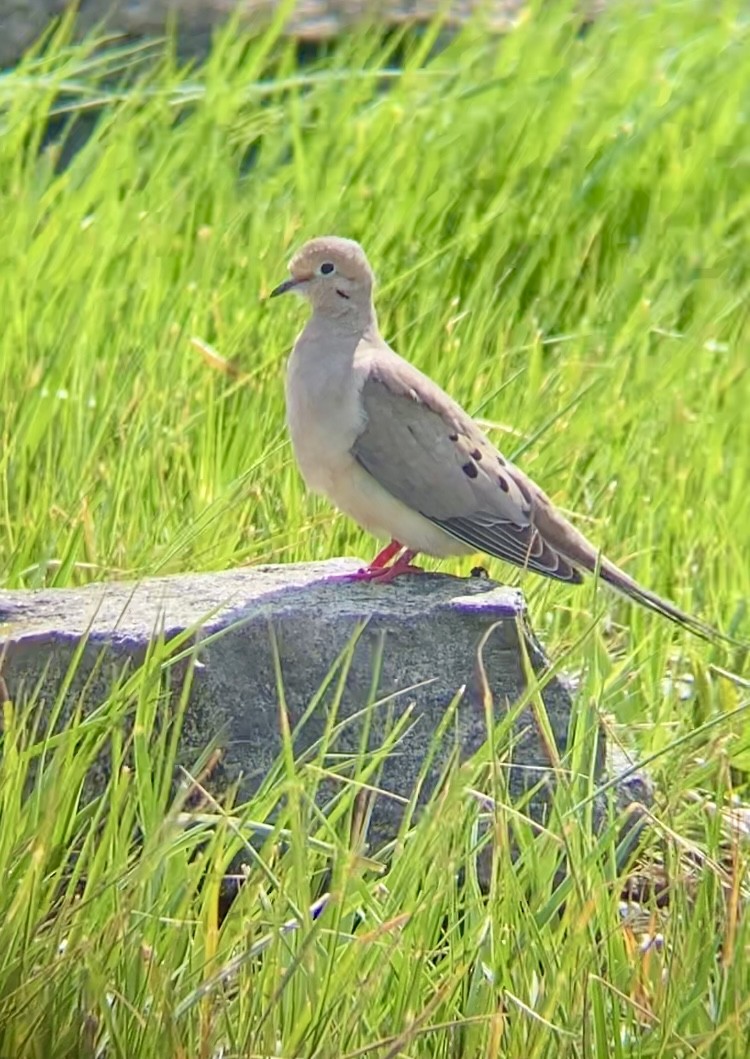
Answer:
284 338 468 557
285 340 367 496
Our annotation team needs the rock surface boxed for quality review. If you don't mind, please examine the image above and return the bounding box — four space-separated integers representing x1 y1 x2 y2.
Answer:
0 559 604 848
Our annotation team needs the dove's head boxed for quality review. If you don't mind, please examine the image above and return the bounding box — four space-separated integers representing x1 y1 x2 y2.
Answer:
270 236 376 321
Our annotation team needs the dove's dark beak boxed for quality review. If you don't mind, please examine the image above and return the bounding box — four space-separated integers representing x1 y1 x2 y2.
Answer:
270 276 305 298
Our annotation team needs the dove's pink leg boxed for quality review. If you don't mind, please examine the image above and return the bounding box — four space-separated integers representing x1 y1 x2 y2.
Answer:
346 540 401 582
346 541 424 583
368 539 403 570
367 549 423 583
347 539 403 580
348 545 424 583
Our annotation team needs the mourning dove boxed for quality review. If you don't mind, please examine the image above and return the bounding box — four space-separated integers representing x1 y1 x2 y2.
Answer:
271 235 727 641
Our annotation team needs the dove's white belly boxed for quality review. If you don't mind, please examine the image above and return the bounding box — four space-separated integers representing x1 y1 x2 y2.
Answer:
285 350 471 558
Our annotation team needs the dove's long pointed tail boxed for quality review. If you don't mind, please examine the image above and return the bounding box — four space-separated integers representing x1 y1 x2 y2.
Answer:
534 502 736 644
596 557 728 643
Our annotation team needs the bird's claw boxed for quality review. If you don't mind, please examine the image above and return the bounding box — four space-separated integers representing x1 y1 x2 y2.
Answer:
350 560 424 584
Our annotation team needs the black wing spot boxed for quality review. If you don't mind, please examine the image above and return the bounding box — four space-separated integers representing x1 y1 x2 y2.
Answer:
471 448 482 461
497 455 506 467
448 433 459 442
498 475 509 492
462 461 479 479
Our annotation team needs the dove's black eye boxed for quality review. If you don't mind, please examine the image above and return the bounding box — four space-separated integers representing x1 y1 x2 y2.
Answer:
320 262 335 275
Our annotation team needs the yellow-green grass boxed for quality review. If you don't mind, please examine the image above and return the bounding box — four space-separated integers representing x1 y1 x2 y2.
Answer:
0 2 749 1055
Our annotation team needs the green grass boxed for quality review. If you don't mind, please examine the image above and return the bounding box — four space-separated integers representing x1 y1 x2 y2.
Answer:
1 0 750 1054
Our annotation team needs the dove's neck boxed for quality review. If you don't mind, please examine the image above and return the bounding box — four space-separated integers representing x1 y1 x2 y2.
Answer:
307 302 380 344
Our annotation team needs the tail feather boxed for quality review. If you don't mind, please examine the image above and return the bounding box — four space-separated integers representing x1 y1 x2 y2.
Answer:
597 558 734 645
506 496 741 645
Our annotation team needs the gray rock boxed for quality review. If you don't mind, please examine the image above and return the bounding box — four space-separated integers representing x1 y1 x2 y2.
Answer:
0 559 609 851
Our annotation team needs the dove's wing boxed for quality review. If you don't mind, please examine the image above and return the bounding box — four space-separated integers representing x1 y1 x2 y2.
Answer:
351 351 584 585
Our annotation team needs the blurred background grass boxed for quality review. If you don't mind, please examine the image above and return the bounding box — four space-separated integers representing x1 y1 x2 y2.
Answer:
1 2 750 1055
1 2 747 638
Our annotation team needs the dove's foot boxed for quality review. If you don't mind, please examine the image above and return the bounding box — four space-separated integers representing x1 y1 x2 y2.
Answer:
348 543 424 583
365 551 424 583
